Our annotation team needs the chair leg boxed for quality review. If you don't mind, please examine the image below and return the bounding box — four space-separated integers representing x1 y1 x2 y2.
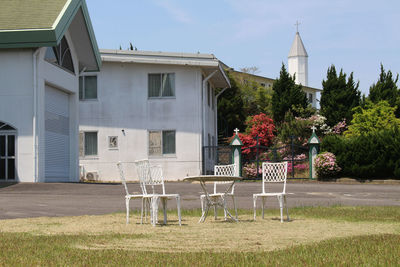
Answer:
200 196 205 214
278 195 283 223
284 195 289 222
232 195 238 219
261 197 265 219
141 198 145 224
162 198 167 225
155 197 160 226
177 196 181 226
151 197 159 226
214 199 218 220
125 197 130 224
222 196 227 220
253 195 257 220
144 198 148 223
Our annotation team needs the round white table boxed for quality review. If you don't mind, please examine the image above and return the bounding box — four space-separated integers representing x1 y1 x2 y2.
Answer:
184 175 243 222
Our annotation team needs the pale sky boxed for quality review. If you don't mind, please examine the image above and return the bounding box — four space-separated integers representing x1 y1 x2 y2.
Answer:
86 0 400 96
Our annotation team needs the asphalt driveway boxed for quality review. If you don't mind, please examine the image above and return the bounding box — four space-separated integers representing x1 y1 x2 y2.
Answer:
0 182 399 219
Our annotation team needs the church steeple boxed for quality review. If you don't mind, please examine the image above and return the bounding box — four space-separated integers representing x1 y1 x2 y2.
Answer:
288 25 308 86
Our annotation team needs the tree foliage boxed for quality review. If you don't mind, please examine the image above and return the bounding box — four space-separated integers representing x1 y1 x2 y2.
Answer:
320 65 361 127
345 101 400 137
368 64 400 116
321 128 400 179
272 64 308 124
235 68 274 117
217 73 246 139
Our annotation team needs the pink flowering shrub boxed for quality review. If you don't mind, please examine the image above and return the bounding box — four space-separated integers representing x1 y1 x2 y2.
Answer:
331 119 347 135
284 154 309 173
315 152 341 178
243 163 262 178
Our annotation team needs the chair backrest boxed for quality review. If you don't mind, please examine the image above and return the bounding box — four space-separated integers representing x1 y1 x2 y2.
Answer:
134 159 166 195
214 164 237 194
117 162 130 196
261 161 288 194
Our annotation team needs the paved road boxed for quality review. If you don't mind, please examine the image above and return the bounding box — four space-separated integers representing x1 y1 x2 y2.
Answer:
0 182 399 219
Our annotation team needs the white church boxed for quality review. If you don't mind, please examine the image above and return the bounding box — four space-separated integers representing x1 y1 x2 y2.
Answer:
288 30 321 107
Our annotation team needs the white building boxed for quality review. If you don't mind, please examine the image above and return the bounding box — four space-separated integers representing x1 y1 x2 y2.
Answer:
79 50 230 181
0 0 101 182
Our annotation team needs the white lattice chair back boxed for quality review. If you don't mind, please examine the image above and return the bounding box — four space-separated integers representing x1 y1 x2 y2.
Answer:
262 161 288 194
134 159 166 195
117 162 130 196
214 164 237 194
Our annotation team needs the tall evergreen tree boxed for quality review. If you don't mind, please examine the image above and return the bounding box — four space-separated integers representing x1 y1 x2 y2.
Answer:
368 64 400 116
217 73 246 140
320 65 361 127
271 64 308 124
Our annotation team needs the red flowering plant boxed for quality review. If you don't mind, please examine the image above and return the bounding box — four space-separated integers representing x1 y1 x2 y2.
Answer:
231 113 276 159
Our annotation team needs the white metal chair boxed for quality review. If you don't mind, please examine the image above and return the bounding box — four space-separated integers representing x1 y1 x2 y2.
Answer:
253 161 290 223
200 164 238 220
117 162 153 224
134 159 181 226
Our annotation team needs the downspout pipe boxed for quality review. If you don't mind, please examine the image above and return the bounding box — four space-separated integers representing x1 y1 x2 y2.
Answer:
33 48 40 182
201 70 218 173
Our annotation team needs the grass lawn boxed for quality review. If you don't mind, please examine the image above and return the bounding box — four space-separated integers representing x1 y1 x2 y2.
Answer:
0 206 399 266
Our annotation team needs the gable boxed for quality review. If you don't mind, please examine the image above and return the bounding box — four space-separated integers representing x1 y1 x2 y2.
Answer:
0 0 101 71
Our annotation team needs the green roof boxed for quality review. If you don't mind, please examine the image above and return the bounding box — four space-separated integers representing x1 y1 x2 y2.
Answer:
0 0 68 30
0 0 101 71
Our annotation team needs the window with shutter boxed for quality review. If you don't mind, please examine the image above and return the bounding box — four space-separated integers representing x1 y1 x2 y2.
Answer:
148 130 176 156
79 131 98 157
149 131 162 156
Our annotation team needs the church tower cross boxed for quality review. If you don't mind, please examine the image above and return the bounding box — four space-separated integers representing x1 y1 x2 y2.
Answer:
295 20 301 33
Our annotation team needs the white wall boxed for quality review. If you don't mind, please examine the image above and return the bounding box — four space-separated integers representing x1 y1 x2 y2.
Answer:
0 49 35 182
79 62 206 181
0 31 80 183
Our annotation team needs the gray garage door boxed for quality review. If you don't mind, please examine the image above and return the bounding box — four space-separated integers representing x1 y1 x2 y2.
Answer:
45 85 70 181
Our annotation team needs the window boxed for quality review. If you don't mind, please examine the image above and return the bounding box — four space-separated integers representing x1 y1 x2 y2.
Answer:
260 83 266 87
308 93 313 104
79 76 97 100
44 36 74 73
148 73 175 97
108 136 118 149
149 130 176 156
0 122 16 180
79 132 98 157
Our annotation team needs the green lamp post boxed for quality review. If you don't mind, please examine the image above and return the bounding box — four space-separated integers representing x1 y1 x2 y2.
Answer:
230 128 243 176
308 126 321 180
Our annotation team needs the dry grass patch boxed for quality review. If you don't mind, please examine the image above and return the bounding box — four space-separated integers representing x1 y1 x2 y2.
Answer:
0 213 399 253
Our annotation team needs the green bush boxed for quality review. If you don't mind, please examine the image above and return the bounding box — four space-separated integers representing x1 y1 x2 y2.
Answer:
321 128 400 179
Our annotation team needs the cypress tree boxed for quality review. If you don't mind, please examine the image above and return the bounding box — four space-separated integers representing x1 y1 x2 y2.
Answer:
271 64 308 124
369 64 400 116
320 65 361 127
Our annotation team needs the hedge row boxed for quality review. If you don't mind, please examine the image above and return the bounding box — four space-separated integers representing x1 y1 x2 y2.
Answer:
320 128 400 179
